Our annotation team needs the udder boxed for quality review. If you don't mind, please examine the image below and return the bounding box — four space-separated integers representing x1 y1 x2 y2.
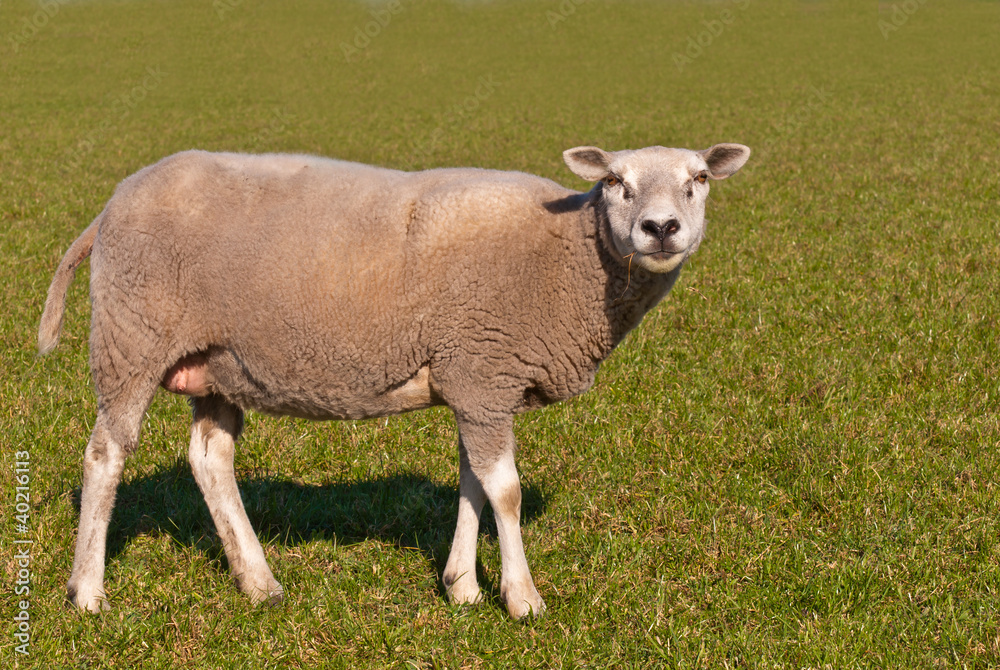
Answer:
162 352 214 396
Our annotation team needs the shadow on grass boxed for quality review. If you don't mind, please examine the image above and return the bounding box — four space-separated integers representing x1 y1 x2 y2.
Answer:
85 458 547 601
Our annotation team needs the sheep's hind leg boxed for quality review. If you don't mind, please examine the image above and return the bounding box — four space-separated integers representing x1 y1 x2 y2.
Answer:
68 301 165 611
189 395 283 605
451 414 545 619
442 437 487 606
67 413 138 612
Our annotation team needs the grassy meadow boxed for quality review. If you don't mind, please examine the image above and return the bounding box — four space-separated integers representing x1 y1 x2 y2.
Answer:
2 0 1000 666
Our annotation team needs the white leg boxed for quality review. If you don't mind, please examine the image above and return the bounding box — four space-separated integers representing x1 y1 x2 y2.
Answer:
442 437 486 605
482 449 544 618
451 415 545 619
67 419 127 612
67 339 159 612
189 396 283 604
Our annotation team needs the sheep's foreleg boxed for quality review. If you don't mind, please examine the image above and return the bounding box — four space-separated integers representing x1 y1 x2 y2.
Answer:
451 415 545 619
443 437 487 606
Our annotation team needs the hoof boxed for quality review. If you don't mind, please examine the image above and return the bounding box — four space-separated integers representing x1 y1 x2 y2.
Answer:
67 584 110 613
247 581 284 606
502 581 545 620
263 589 284 606
446 578 484 607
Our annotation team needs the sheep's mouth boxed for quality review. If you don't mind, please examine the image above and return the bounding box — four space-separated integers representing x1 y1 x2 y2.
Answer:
630 239 689 260
642 249 686 262
630 248 688 273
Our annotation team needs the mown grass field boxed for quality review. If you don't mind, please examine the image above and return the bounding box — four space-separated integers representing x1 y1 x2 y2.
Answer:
2 0 999 667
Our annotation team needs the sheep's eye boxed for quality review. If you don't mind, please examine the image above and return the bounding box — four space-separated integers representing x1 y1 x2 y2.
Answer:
604 175 619 187
695 172 709 184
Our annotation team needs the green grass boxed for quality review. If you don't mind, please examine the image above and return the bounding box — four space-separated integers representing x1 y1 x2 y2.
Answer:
3 0 1000 667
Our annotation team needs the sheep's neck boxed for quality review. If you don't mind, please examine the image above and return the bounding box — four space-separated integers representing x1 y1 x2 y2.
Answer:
590 202 679 360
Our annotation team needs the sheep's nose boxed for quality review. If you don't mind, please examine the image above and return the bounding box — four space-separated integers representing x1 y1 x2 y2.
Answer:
640 218 680 241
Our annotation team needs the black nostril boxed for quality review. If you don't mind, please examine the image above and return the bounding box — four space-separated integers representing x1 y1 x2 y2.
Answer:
640 220 662 238
641 219 680 240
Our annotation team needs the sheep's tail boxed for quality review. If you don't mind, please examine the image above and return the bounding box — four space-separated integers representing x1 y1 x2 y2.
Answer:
37 212 102 355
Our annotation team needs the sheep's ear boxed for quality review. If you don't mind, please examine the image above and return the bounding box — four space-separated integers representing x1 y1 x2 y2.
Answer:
563 146 613 181
699 143 751 180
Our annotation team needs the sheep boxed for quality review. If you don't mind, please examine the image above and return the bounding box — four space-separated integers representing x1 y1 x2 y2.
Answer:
38 143 750 619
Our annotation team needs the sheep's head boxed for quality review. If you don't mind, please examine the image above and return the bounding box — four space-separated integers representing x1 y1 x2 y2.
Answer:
563 144 750 273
